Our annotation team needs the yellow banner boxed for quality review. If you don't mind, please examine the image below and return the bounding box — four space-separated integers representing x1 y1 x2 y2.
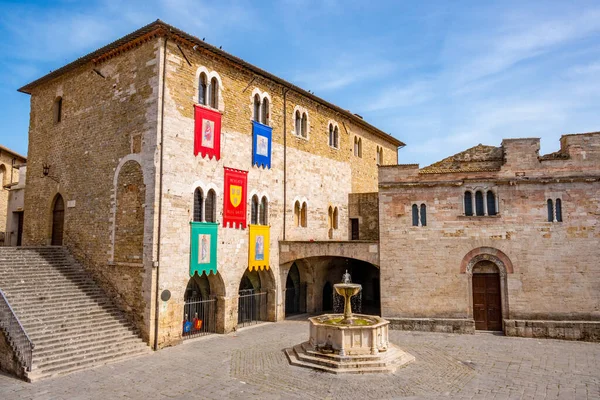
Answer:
248 225 270 271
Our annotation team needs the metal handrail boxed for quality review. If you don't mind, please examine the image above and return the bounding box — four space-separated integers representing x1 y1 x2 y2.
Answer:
0 288 34 371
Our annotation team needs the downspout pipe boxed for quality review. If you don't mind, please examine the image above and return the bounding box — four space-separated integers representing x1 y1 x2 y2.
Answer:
153 35 168 351
283 88 288 241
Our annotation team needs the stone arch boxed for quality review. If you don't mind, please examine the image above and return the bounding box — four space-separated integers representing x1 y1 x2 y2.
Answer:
182 271 226 335
237 266 277 326
50 193 65 246
460 247 514 274
113 160 145 264
461 247 512 327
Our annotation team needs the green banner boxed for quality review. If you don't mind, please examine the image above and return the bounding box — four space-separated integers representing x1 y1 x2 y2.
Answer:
190 222 218 276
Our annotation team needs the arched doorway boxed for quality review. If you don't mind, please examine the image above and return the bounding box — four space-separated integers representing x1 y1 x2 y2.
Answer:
472 261 502 331
238 268 274 327
285 263 306 317
322 281 333 312
182 272 223 338
51 194 65 245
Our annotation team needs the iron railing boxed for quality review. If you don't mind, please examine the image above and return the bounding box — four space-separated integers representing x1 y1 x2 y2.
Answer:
182 297 217 339
0 289 34 371
238 289 267 328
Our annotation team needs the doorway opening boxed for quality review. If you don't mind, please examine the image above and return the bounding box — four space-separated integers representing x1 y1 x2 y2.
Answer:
472 261 502 331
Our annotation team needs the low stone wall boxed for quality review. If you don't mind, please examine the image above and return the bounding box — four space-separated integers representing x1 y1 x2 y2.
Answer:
387 317 475 334
0 330 25 380
504 320 600 341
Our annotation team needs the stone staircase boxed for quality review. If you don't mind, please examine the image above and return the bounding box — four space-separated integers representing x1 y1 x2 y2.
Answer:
0 247 151 381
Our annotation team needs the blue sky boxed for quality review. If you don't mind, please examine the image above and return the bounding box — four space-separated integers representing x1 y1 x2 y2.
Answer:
1 0 600 166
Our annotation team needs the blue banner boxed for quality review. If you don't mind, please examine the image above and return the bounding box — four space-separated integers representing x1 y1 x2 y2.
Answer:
252 121 272 169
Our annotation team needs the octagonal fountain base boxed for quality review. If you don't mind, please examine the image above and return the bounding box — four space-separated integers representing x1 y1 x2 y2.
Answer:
285 314 415 374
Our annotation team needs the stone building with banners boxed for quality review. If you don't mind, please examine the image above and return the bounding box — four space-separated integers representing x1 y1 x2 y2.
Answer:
378 134 600 340
14 19 402 354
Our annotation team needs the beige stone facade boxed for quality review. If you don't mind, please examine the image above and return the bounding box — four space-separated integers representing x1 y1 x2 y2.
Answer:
18 21 402 348
379 133 600 340
0 146 26 245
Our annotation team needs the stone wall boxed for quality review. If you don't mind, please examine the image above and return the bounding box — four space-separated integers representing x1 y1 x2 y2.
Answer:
0 330 25 380
379 134 600 339
0 150 25 240
348 192 379 240
21 38 161 342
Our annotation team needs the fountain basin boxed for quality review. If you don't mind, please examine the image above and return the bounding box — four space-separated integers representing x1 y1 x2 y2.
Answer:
309 313 389 356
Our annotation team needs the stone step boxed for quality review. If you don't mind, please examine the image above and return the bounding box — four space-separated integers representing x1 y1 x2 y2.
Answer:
9 293 108 308
32 326 139 349
27 347 151 382
0 276 92 287
19 305 121 325
23 312 127 333
12 301 115 317
5 286 106 300
33 334 143 359
284 348 393 374
33 339 148 369
3 283 99 296
293 345 389 369
27 318 134 340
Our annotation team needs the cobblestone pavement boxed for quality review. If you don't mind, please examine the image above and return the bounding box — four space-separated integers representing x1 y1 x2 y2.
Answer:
1 320 599 399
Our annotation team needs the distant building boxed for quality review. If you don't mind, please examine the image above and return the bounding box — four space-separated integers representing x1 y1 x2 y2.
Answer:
379 133 600 340
0 145 26 245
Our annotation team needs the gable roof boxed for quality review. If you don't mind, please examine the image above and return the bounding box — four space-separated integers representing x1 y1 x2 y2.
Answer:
420 144 503 174
18 20 404 148
0 144 27 161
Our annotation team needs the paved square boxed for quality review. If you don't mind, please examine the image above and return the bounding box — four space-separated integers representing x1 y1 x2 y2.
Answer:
1 320 599 399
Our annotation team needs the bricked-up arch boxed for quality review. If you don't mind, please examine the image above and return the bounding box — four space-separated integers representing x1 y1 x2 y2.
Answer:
114 160 145 264
460 247 514 274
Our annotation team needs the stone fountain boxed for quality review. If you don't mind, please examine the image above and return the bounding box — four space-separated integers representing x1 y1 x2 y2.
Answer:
285 271 414 373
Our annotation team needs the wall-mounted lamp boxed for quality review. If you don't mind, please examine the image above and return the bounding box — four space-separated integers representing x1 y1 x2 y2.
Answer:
42 163 60 183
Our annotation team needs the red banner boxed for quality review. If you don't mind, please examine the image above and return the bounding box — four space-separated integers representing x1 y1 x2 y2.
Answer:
194 105 221 160
223 167 248 229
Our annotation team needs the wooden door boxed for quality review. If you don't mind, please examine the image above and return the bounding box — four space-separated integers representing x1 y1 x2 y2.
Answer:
472 273 502 331
51 195 65 246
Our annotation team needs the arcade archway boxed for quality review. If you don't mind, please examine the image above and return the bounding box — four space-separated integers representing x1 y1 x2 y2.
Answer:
237 268 276 327
182 271 225 338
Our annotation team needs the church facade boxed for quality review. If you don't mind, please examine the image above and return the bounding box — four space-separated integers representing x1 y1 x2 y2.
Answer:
378 134 600 340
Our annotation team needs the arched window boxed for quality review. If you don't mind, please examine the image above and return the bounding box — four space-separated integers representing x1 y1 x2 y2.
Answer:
295 111 301 136
328 124 334 147
209 77 218 109
54 96 63 124
547 199 554 222
464 191 473 216
300 202 307 227
294 201 301 227
193 188 204 222
253 94 261 122
555 199 562 222
260 196 268 225
205 189 216 223
328 206 333 238
251 195 259 224
333 207 338 229
475 191 484 216
354 137 362 157
261 97 269 125
420 204 427 226
0 165 6 187
487 191 497 216
198 73 207 105
411 204 419 226
377 147 383 165
301 113 308 138
333 126 339 148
